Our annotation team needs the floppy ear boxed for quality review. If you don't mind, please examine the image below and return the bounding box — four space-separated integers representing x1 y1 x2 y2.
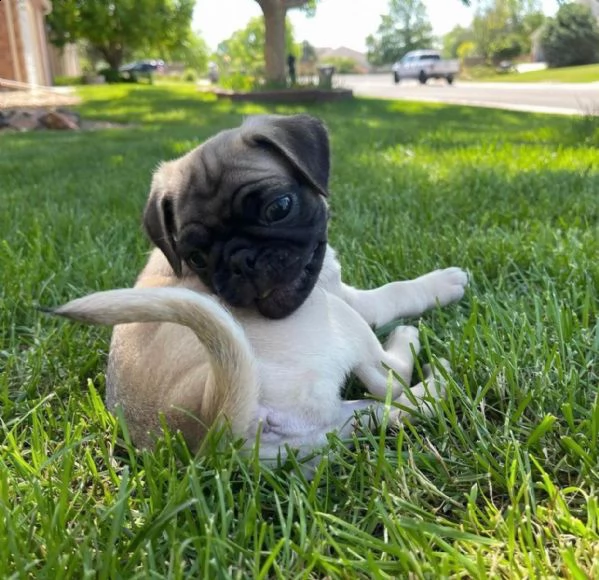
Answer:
143 169 182 277
242 114 330 197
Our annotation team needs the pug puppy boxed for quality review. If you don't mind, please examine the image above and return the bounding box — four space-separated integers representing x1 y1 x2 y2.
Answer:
51 114 468 462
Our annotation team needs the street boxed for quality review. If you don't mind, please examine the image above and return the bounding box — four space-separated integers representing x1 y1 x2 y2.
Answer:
338 74 599 115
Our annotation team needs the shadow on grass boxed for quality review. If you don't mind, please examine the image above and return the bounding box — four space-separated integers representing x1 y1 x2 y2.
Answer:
69 84 578 147
3 85 589 181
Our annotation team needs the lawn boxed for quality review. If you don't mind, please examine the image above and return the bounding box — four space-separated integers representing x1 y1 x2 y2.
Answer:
473 62 599 83
1 84 598 578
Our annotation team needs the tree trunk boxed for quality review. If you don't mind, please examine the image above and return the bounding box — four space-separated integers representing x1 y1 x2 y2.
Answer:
260 1 287 86
99 44 124 72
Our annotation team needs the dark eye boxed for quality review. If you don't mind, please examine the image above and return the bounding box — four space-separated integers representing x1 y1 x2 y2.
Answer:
263 195 293 223
188 251 207 270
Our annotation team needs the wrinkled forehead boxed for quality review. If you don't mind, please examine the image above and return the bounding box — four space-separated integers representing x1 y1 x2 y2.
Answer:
188 130 291 193
170 129 294 226
210 128 292 184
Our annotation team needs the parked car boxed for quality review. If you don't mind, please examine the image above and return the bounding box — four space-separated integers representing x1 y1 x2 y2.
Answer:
119 59 165 74
392 50 459 85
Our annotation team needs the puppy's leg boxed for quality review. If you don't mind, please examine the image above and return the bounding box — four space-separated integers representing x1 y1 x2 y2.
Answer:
354 325 421 399
254 360 449 471
340 267 468 328
340 359 451 437
388 359 450 420
319 247 467 328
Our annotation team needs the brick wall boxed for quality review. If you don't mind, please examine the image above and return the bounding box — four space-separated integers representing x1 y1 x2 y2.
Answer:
0 0 26 83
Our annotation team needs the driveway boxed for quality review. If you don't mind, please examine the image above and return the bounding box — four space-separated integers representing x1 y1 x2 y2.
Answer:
338 74 599 115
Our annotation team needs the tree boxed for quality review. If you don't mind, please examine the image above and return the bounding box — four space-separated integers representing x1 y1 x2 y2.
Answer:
470 0 544 62
160 30 210 74
457 40 476 63
254 0 317 85
300 41 318 65
253 1 463 84
443 25 474 58
214 16 296 78
46 0 195 72
541 3 599 68
489 33 526 62
366 0 434 66
299 40 318 75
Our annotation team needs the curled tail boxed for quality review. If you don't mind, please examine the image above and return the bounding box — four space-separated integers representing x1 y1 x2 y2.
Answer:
49 287 257 438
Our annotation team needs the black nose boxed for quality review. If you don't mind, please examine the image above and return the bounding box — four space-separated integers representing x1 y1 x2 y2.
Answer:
230 250 256 277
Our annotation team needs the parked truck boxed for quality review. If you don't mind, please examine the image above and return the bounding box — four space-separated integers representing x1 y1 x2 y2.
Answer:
392 50 459 85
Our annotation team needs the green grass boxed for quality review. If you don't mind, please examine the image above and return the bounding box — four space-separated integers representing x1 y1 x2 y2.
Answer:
1 84 598 578
474 62 599 83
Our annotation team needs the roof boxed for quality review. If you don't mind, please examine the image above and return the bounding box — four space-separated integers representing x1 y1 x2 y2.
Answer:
315 46 369 68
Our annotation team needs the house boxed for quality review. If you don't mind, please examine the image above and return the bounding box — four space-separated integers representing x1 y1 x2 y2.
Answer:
315 47 371 73
0 0 54 86
0 0 81 88
48 43 82 79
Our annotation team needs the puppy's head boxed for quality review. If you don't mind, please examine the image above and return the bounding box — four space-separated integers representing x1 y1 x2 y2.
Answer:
143 114 330 319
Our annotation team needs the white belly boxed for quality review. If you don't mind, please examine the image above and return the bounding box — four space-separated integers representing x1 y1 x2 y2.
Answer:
240 288 361 414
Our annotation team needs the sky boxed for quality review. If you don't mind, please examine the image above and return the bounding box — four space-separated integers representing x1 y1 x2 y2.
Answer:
193 0 560 53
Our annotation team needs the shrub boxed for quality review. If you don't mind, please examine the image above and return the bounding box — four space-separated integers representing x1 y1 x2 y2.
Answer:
98 68 128 83
489 34 525 64
456 41 476 63
182 68 198 83
219 73 256 92
541 3 599 68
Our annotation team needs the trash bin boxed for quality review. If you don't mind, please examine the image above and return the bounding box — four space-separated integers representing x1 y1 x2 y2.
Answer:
317 66 336 89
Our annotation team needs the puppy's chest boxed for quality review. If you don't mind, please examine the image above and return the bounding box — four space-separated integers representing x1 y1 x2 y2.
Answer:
240 293 359 406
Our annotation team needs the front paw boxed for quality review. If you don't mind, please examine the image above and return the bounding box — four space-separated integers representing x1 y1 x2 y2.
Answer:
420 267 469 307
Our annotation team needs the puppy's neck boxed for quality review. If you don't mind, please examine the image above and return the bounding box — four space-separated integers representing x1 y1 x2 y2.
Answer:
138 246 338 313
